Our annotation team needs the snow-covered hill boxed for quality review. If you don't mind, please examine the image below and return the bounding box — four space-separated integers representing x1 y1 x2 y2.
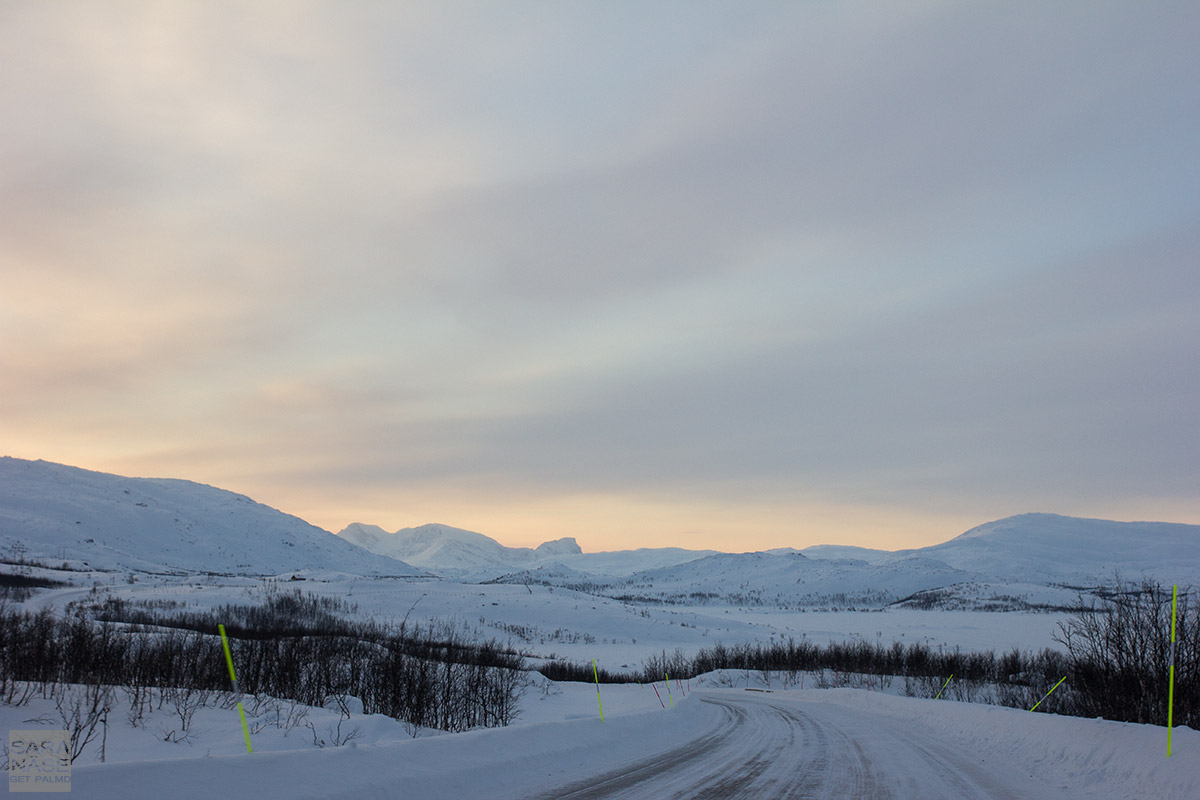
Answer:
799 543 891 563
338 522 580 578
5 457 1195 595
344 512 1199 591
890 512 1200 584
481 513 1199 609
0 458 422 576
614 551 974 607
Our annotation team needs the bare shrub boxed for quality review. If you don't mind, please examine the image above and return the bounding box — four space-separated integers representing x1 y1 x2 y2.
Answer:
123 683 155 728
904 674 945 698
157 686 210 743
306 693 362 748
1055 579 1198 725
247 696 309 736
50 684 115 763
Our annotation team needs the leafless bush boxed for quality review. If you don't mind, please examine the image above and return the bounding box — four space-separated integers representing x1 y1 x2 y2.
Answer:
1054 579 1198 725
51 684 115 763
814 669 838 689
949 677 988 703
904 674 946 699
158 686 210 743
306 693 362 748
3 680 40 708
995 681 1042 709
123 683 155 728
2 592 530 736
640 648 693 684
248 696 310 736
708 671 735 688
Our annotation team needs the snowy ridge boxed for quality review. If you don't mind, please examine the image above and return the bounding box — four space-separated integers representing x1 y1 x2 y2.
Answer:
799 543 891 563
338 522 578 578
0 458 422 576
4 457 1196 596
338 522 715 579
615 551 976 607
443 513 1200 610
890 512 1200 584
344 512 1200 591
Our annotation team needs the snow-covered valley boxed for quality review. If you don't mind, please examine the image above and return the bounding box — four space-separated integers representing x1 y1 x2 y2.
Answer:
3 457 1198 798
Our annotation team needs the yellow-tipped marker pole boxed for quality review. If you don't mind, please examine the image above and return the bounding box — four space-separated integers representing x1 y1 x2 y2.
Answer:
1029 676 1067 712
219 624 253 753
933 673 953 700
665 672 674 708
1168 584 1177 758
593 658 604 722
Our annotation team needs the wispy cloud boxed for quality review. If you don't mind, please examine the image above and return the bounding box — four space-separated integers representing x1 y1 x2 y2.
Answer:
3 2 1198 548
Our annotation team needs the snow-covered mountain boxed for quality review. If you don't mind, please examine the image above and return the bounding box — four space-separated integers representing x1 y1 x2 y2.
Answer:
338 522 581 578
5 457 1195 596
0 458 422 577
339 522 516 570
888 512 1200 584
481 513 1199 609
341 510 1199 599
338 522 716 579
604 551 975 607
799 544 891 563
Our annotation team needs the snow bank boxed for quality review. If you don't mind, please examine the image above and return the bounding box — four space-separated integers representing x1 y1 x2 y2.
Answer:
19 682 1199 799
816 688 1199 800
66 694 714 800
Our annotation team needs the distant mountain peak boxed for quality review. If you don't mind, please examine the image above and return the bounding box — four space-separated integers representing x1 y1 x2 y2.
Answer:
912 512 1200 583
956 512 1073 537
535 537 582 555
338 521 711 578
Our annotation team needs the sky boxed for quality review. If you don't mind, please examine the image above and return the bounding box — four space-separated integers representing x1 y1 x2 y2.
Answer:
2 1 1199 553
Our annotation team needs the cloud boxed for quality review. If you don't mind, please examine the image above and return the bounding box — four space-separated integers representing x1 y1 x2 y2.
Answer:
2 2 1199 545
270 221 1200 517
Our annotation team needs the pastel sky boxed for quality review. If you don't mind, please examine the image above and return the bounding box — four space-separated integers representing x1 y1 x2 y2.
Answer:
3 2 1198 552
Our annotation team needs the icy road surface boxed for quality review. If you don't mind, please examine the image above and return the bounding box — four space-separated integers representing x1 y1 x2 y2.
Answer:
69 687 1198 800
537 691 1042 799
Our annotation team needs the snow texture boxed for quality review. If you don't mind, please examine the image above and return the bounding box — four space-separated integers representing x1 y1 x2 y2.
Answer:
33 682 1197 800
0 458 422 577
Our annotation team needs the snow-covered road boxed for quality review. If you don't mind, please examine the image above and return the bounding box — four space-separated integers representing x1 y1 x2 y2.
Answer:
539 692 1041 799
67 687 1198 800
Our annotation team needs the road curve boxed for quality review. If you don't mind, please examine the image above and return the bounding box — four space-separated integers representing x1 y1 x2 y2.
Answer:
529 690 1051 800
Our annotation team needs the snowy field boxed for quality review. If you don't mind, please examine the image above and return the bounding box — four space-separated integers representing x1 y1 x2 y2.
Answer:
25 573 1070 676
10 573 1185 797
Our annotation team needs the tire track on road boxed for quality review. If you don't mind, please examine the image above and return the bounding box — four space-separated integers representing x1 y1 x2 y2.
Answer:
527 690 1049 799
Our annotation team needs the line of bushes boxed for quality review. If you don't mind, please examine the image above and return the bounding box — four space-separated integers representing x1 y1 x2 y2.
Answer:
549 580 1197 728
0 588 530 736
0 571 71 601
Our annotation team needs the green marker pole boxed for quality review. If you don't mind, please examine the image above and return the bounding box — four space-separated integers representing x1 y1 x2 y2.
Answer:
933 673 953 700
1168 584 1177 758
1029 676 1067 712
219 624 253 753
593 659 604 722
665 671 674 708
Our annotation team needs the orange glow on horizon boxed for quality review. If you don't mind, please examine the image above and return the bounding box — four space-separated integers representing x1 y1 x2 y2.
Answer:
8 448 1199 556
